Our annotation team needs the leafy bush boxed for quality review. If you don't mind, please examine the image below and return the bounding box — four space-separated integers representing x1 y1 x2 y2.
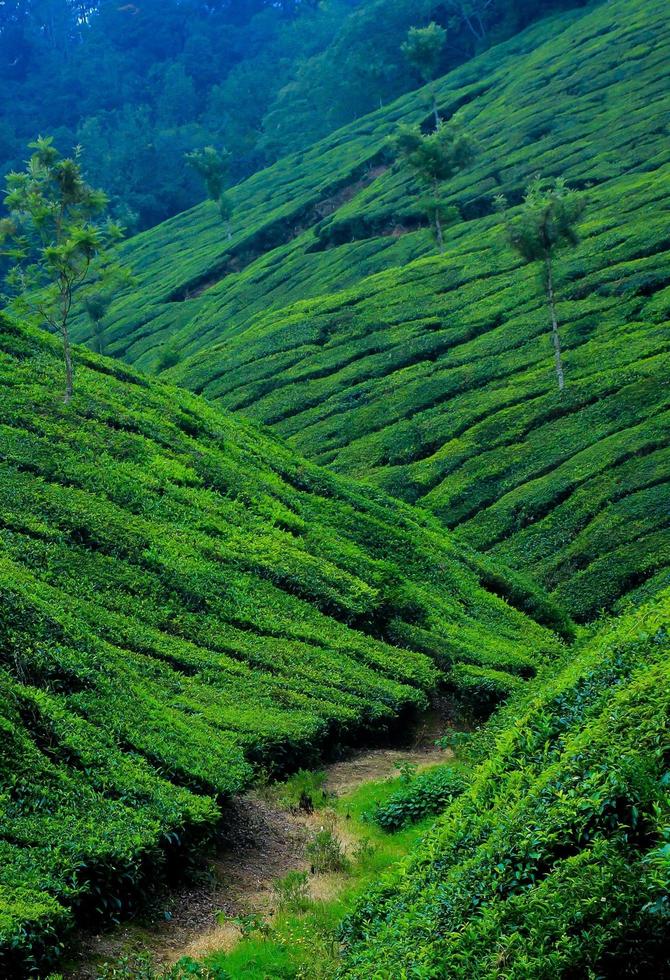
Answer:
0 316 553 972
271 770 329 812
92 0 670 627
340 599 670 977
371 764 469 831
97 952 229 979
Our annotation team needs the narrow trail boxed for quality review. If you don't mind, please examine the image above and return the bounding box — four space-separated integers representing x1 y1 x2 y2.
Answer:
69 733 450 976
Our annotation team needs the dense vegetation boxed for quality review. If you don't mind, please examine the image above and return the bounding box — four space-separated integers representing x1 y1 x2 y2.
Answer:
371 763 469 831
341 595 670 977
0 0 359 229
0 0 580 232
2 0 668 974
76 0 670 622
0 315 559 973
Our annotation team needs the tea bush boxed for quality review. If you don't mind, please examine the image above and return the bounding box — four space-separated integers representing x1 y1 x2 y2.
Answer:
371 764 469 831
81 0 670 621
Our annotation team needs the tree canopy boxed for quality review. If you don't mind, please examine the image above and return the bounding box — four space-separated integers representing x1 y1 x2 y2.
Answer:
498 176 585 390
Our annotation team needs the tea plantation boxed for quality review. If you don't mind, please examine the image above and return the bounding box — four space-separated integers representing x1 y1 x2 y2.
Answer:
72 0 670 623
340 593 670 978
3 0 669 973
0 315 562 972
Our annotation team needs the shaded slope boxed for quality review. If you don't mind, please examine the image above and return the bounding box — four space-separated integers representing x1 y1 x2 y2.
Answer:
75 0 667 373
0 317 559 972
340 594 670 978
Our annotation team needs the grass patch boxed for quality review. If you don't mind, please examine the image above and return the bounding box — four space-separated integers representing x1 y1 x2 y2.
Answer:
205 766 450 979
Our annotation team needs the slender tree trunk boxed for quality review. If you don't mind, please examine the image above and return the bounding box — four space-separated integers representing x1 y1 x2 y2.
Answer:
433 180 445 253
459 2 486 41
545 254 565 392
95 323 105 356
434 211 445 253
431 88 441 131
62 324 74 403
61 287 74 403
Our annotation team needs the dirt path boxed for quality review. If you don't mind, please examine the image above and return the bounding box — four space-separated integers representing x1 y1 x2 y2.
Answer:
68 739 449 976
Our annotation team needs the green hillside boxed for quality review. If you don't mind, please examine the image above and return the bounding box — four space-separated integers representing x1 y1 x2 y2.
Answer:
340 593 670 978
70 3 595 363
3 0 669 975
0 316 561 973
73 0 670 622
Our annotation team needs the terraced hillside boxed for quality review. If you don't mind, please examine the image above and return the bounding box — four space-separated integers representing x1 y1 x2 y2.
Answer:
186 163 668 624
74 0 670 622
0 316 562 973
340 592 670 978
67 1 611 367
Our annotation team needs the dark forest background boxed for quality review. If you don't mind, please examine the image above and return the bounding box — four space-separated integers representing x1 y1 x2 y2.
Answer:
0 0 585 231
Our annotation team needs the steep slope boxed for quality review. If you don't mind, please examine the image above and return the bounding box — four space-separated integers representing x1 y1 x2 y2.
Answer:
340 593 670 978
0 317 560 973
180 162 670 624
74 0 670 621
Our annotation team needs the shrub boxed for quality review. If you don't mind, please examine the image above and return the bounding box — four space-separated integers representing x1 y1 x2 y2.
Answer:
273 870 311 912
97 952 229 979
307 816 350 873
372 764 469 831
340 597 670 977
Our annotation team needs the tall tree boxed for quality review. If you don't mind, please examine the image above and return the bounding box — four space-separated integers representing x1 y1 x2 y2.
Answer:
446 0 498 42
395 123 475 252
401 23 447 130
0 136 125 402
497 176 584 392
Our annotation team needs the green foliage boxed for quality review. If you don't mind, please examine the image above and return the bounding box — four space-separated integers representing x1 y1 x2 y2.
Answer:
186 147 232 211
395 122 475 248
402 22 448 130
97 952 228 979
402 24 447 83
92 0 670 621
394 123 475 185
82 290 112 354
207 761 438 979
372 765 469 831
0 0 582 230
155 342 182 372
273 870 311 912
0 314 555 973
257 0 579 161
498 175 585 265
497 175 585 390
307 819 350 873
2 2 667 976
267 769 329 811
226 913 271 940
371 764 469 831
340 598 670 976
